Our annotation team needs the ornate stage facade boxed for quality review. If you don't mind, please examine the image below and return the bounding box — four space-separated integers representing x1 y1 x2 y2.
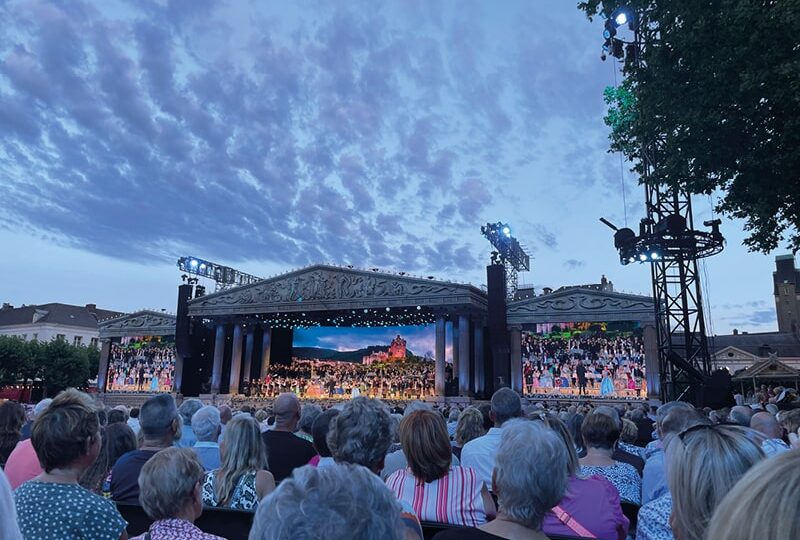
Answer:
96 264 660 403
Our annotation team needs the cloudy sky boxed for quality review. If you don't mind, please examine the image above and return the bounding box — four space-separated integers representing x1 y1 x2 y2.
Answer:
0 0 784 336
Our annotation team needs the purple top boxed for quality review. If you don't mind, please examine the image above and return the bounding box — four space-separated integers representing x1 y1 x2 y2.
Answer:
542 475 629 540
131 519 225 540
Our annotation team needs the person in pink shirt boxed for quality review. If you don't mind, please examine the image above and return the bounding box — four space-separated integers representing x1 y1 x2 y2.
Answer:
4 437 43 490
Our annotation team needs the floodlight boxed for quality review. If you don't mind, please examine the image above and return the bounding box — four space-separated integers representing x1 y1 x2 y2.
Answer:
639 253 648 262
614 11 628 26
502 226 511 236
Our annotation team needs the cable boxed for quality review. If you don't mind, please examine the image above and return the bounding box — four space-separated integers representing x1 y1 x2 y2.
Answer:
612 59 628 227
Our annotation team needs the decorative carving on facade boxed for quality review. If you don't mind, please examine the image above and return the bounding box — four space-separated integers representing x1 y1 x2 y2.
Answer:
189 266 485 315
99 311 177 338
507 289 655 324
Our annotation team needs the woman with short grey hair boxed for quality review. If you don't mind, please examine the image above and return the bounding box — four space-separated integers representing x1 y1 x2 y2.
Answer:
296 404 322 442
248 464 405 540
176 399 204 448
435 421 568 539
327 397 392 473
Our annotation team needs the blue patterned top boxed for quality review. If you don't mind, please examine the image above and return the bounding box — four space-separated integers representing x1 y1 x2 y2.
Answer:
15 481 127 540
579 462 641 505
637 492 674 540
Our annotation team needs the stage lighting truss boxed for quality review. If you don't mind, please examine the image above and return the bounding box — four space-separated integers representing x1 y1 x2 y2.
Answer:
177 256 263 291
603 216 724 266
481 222 531 300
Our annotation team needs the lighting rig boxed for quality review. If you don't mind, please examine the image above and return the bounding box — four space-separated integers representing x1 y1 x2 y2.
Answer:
480 222 530 299
595 5 725 403
177 256 263 292
248 306 438 330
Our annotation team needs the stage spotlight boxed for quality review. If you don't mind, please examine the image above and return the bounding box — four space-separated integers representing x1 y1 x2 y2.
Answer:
650 252 660 260
416 306 421 310
638 253 648 262
502 226 511 237
611 7 631 27
190 259 198 268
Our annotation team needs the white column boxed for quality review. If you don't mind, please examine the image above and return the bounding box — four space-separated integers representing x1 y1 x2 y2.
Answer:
211 324 226 394
229 324 244 394
458 314 470 396
510 326 522 393
260 326 272 377
435 316 446 397
474 325 485 395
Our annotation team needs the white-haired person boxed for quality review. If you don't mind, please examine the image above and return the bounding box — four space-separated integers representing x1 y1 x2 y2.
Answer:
386 409 495 527
176 399 204 448
434 421 569 540
191 406 222 471
14 389 128 540
652 424 765 540
249 464 408 540
202 414 275 509
327 397 423 539
133 448 223 540
706 449 800 540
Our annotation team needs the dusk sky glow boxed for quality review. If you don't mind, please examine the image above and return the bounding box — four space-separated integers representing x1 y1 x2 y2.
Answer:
0 0 782 336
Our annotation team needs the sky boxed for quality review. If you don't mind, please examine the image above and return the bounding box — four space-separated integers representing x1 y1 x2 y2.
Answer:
0 0 785 336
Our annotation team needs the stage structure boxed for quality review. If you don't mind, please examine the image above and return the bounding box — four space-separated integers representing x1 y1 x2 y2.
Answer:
596 5 725 404
177 256 262 292
184 265 488 399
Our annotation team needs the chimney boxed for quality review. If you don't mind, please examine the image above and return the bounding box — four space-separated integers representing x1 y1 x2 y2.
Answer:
543 287 553 295
1 303 13 310
733 328 739 335
85 303 97 314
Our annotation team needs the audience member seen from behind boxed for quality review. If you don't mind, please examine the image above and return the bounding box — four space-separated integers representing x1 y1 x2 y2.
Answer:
133 448 223 540
249 464 406 540
579 411 642 504
452 407 486 460
706 449 800 540
0 468 22 540
583 406 644 475
665 424 764 540
261 393 316 482
79 422 137 495
749 411 790 456
460 388 522 490
327 397 423 539
19 398 52 441
202 414 275 509
0 401 25 467
434 421 568 540
532 412 629 540
176 399 203 448
110 394 181 503
310 409 340 468
386 410 495 527
619 418 646 459
13 389 128 540
4 400 51 489
191 406 222 471
296 403 322 442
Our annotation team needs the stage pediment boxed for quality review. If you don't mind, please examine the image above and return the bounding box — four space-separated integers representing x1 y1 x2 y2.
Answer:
187 264 487 317
506 287 655 325
99 310 177 338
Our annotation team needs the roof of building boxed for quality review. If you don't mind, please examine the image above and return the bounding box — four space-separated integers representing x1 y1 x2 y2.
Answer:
711 331 800 358
731 355 800 381
0 303 123 329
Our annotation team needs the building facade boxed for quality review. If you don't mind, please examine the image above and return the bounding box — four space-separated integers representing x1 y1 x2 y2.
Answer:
0 303 121 347
773 254 800 334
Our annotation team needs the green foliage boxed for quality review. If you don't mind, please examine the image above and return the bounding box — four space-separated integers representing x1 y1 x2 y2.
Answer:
580 0 800 252
0 335 94 395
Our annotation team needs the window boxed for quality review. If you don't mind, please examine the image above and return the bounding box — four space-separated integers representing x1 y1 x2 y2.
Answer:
73 336 83 346
32 333 38 341
20 334 27 340
56 334 65 341
90 337 98 347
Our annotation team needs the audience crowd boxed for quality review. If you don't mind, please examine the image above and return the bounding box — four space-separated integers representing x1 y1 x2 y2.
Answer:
1 384 799 540
522 333 646 398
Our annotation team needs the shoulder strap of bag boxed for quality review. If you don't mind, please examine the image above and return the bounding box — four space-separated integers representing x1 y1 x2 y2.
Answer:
551 505 597 538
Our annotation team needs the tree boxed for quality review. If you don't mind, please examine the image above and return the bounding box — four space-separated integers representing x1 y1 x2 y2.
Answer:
580 0 800 252
35 339 91 397
0 336 32 385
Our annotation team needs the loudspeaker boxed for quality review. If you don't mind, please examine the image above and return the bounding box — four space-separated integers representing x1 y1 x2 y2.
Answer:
486 264 509 395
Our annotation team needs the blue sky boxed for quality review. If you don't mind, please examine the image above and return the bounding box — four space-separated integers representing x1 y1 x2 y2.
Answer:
0 0 784 336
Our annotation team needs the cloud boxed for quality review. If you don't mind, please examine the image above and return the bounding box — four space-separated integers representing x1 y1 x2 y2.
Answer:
563 259 586 269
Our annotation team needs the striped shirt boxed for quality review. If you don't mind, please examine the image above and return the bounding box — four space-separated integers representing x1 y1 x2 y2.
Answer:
385 466 487 527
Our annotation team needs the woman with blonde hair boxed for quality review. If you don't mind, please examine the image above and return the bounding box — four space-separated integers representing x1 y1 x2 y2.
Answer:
452 406 486 460
201 414 274 509
706 449 800 540
665 424 764 540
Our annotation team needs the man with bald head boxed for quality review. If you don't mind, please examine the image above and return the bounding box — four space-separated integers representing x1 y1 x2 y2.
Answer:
750 411 790 456
262 393 316 482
